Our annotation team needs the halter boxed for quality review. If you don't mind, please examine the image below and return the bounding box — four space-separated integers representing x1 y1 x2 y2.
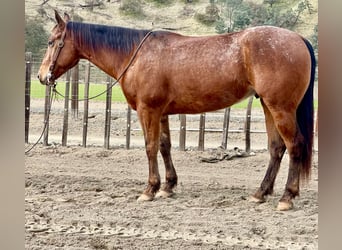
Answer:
47 28 67 85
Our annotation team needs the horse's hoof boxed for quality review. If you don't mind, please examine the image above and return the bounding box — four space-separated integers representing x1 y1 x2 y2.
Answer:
276 201 293 211
137 193 153 202
155 190 173 199
249 195 265 203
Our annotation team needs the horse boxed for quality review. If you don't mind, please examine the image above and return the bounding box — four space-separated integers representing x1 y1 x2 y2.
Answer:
38 10 315 211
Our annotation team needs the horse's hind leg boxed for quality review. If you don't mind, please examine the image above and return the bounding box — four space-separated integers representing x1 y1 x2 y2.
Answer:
276 124 305 211
251 100 286 203
259 102 305 210
156 115 178 198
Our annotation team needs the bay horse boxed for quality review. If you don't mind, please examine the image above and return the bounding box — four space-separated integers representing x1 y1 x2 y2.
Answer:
38 10 315 211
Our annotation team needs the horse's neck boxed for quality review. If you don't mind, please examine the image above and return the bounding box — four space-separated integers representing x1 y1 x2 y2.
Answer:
71 25 141 79
78 45 132 80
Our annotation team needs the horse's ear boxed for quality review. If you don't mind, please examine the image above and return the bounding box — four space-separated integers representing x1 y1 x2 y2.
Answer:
64 12 71 22
54 9 64 26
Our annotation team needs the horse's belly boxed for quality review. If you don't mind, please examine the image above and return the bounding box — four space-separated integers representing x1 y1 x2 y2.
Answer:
164 87 255 114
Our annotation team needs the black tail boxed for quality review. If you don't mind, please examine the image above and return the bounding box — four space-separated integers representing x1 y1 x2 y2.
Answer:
297 38 316 181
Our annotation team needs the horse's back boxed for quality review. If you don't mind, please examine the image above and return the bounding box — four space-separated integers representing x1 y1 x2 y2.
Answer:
130 30 252 113
127 26 311 114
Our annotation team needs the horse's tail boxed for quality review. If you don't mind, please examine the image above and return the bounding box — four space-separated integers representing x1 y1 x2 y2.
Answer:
297 38 316 181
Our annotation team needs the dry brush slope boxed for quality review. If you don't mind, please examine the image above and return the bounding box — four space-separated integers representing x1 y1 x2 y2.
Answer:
25 0 317 37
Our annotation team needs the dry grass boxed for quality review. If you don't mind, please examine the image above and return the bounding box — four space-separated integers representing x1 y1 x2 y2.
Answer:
25 0 317 37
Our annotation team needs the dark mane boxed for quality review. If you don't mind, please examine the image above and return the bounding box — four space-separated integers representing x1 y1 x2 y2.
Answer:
67 22 150 54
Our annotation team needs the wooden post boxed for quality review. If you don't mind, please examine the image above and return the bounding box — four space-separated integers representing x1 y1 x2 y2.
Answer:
179 114 186 151
315 110 318 136
221 107 231 149
71 64 79 118
104 76 113 149
25 52 32 143
43 85 52 146
245 96 254 153
82 62 91 147
61 70 71 146
126 106 131 149
198 113 206 151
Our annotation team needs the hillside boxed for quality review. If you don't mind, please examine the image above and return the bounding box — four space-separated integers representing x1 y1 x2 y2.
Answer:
25 0 317 37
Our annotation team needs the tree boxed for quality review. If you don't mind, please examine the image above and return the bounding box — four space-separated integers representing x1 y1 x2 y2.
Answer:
215 0 246 33
303 0 315 14
25 18 49 56
215 0 313 34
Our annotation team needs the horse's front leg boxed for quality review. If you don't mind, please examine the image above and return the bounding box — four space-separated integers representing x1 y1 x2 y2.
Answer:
156 115 178 198
136 106 162 201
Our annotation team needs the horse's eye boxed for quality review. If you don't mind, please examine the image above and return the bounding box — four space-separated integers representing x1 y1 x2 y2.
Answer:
48 40 54 47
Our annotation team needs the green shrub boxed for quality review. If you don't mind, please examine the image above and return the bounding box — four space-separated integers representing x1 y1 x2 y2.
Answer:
195 3 219 26
119 0 145 17
149 0 174 6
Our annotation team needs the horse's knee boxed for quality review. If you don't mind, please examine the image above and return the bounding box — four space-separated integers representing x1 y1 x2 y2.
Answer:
145 142 159 158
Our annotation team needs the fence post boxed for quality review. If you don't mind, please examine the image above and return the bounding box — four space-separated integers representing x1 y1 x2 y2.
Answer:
198 113 206 151
25 52 32 144
179 114 186 151
71 64 79 118
61 70 71 146
245 96 254 153
126 106 131 149
104 76 113 149
315 110 318 136
82 62 91 147
221 107 231 149
43 85 52 146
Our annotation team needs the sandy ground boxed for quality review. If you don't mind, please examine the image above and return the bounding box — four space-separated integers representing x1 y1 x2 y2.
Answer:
25 99 318 249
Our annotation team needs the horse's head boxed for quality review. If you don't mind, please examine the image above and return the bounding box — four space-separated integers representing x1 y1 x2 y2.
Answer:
37 10 79 85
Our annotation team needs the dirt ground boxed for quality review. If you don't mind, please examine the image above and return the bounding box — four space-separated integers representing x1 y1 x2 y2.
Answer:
25 99 318 249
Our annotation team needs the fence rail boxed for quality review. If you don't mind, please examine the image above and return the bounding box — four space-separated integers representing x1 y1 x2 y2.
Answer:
26 53 269 152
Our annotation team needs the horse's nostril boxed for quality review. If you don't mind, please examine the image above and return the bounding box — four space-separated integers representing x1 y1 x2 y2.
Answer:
37 74 40 80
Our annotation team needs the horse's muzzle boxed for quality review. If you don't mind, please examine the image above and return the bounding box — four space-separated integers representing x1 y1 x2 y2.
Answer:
37 71 55 86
